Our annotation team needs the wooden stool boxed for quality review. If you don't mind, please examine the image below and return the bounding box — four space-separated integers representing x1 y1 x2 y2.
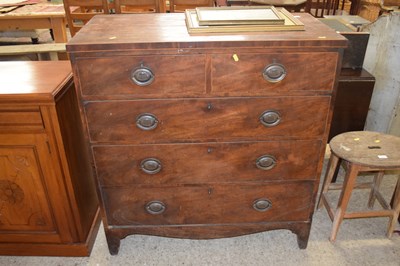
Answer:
317 131 400 242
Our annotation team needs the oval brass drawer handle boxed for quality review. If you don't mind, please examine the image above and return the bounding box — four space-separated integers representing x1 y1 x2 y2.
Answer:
256 155 277 170
136 113 158 131
259 110 281 127
253 198 272 212
262 63 286 83
145 200 166 215
130 64 155 86
140 158 162 174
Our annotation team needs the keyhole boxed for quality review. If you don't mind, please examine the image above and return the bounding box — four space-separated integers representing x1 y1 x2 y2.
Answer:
368 146 381 149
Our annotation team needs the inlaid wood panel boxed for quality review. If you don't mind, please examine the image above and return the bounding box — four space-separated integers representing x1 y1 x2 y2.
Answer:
0 142 55 234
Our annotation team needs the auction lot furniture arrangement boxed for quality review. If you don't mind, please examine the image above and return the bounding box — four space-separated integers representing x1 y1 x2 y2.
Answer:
0 61 100 256
67 12 346 255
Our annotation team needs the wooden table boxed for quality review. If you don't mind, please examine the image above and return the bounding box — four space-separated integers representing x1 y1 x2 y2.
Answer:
0 0 67 44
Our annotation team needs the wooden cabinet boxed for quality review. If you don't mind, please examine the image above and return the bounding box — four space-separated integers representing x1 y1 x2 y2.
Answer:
67 13 346 255
329 68 375 141
0 61 100 256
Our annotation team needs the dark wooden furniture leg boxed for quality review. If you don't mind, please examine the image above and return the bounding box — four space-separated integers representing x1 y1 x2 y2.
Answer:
106 233 121 255
295 223 311 249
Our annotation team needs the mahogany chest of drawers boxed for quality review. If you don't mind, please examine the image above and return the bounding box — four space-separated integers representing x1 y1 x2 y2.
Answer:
67 13 346 255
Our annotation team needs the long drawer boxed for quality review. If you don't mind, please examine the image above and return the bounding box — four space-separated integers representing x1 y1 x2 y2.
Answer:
103 182 314 226
75 55 207 98
93 140 321 186
85 96 330 143
211 52 339 96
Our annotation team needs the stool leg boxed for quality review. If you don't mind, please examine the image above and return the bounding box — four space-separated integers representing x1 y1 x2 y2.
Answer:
390 177 400 224
317 153 340 209
368 171 384 208
387 177 400 238
330 163 360 242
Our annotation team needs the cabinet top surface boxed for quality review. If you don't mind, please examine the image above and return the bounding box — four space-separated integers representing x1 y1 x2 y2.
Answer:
0 61 72 101
67 13 347 52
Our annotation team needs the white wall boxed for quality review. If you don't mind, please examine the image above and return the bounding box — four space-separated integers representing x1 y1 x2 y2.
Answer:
363 11 400 136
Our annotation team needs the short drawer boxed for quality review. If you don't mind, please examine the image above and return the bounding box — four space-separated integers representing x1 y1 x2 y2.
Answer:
211 52 339 96
94 140 321 186
76 55 207 98
103 182 313 226
0 107 44 131
85 96 330 143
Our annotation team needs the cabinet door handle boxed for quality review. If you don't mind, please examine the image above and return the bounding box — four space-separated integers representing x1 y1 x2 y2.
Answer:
253 198 272 212
130 64 155 86
256 155 277 170
145 201 166 215
140 158 162 174
136 113 158 130
262 63 286 83
259 110 281 127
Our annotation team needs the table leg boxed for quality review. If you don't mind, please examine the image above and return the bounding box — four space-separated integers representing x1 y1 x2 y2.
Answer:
50 17 68 60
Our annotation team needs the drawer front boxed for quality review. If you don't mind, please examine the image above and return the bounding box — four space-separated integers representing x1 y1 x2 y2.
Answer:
76 55 207 98
94 140 321 186
85 96 330 143
211 53 338 96
0 107 44 131
103 182 313 226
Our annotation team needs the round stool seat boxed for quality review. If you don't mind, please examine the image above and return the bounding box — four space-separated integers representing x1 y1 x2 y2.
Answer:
330 131 400 168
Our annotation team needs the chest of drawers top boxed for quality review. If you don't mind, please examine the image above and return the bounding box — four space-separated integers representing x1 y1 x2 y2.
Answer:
67 13 346 53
